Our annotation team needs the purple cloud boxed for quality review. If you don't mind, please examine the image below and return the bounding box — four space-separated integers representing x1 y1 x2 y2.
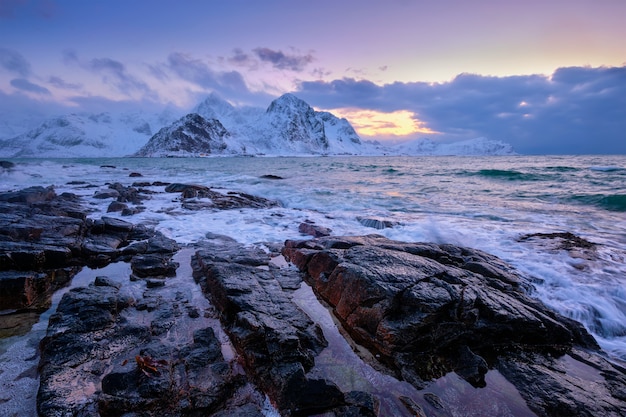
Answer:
253 47 313 72
86 57 152 95
48 75 82 90
0 47 31 76
10 78 51 95
295 65 626 154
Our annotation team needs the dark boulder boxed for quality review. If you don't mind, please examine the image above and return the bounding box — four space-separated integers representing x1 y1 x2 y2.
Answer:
165 182 281 210
299 221 332 237
282 234 626 416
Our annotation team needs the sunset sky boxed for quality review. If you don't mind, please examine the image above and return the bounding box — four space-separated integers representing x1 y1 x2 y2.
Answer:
1 0 625 153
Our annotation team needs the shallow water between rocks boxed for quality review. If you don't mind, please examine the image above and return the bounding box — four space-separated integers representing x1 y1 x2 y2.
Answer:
1 245 541 417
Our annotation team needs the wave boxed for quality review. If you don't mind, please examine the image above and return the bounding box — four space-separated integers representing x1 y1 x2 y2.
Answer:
570 194 626 212
469 169 546 181
589 166 625 172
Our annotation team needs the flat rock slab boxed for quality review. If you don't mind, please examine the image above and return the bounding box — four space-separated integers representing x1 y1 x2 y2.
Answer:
283 234 626 416
192 241 378 416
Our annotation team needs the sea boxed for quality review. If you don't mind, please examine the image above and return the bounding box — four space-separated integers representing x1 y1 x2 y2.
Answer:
1 155 625 415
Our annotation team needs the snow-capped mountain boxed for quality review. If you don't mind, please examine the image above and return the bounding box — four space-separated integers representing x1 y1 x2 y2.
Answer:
191 93 364 156
392 137 516 156
0 92 516 158
134 114 231 157
0 110 179 158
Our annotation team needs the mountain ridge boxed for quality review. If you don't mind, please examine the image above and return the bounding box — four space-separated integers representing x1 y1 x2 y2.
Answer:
0 94 516 157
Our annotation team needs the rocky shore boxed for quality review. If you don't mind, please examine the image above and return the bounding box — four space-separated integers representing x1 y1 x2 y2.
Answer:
1 182 626 416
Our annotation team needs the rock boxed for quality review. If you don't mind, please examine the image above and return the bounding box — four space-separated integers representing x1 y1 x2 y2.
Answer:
260 174 284 180
299 221 332 237
164 182 209 193
0 186 178 310
357 216 399 229
0 160 15 169
129 172 143 177
106 200 128 213
38 275 261 417
282 234 626 415
93 189 120 199
193 241 376 415
518 231 598 262
165 182 281 210
0 185 56 204
0 270 52 310
130 254 178 278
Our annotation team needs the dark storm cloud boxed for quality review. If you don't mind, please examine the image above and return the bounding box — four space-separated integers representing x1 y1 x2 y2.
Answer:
10 78 51 95
253 47 314 72
295 65 626 154
0 47 31 76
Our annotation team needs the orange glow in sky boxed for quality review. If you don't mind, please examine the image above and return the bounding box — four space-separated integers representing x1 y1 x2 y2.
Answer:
325 108 438 139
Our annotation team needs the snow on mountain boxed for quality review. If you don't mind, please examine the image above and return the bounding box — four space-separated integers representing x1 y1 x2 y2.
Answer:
391 137 516 156
0 110 179 158
133 114 232 157
0 92 516 158
192 93 366 156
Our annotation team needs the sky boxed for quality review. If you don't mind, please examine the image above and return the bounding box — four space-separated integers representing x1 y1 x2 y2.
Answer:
0 0 625 154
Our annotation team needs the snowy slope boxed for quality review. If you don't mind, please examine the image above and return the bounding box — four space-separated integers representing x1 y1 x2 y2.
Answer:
0 92 516 158
193 93 367 155
0 110 179 158
391 137 516 156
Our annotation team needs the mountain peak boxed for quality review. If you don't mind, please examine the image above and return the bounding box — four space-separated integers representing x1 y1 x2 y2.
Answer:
133 113 230 157
266 93 311 114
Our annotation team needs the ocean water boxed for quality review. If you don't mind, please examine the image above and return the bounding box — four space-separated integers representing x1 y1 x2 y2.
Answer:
1 155 625 414
2 155 625 361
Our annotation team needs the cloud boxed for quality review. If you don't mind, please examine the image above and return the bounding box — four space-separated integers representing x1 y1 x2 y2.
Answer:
0 47 31 76
253 47 313 72
87 58 150 92
227 48 257 69
62 49 79 65
10 78 51 95
295 65 626 154
48 75 82 90
167 52 254 98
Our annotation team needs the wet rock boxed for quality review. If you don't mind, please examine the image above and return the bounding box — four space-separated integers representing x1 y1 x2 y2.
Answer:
37 274 260 417
130 253 179 278
497 348 626 417
93 189 120 199
129 172 143 177
299 221 332 237
165 182 281 210
0 160 15 169
518 231 598 261
282 234 626 415
0 186 178 310
193 242 375 416
356 216 399 229
106 200 128 213
164 183 209 193
260 174 284 180
0 270 52 310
